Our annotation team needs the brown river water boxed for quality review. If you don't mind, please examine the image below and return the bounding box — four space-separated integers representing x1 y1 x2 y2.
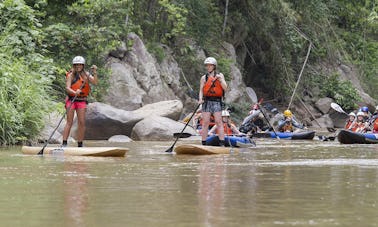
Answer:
1 137 378 227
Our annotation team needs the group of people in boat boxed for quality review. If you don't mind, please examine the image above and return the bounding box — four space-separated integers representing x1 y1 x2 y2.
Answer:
344 106 378 133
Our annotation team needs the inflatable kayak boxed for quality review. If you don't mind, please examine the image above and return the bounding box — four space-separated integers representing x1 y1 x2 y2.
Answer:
174 144 239 155
205 135 255 147
21 146 128 157
253 131 315 140
337 129 378 144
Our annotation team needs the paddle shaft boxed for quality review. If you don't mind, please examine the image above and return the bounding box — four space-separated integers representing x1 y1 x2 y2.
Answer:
38 80 86 155
165 103 201 152
165 78 220 152
256 102 280 140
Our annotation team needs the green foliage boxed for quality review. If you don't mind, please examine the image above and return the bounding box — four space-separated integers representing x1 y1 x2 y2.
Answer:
0 0 54 145
146 42 166 63
0 52 53 145
320 73 360 110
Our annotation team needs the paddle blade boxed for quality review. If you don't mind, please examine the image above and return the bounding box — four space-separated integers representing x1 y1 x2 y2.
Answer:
173 132 192 138
246 87 257 103
331 103 347 114
165 145 174 153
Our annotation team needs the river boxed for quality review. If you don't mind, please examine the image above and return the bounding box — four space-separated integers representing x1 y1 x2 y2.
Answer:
1 138 378 226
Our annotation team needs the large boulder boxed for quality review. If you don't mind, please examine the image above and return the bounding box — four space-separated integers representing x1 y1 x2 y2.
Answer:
222 42 250 104
311 114 334 129
131 116 197 141
70 100 184 140
38 110 74 144
315 97 333 114
104 33 185 110
132 100 183 121
329 111 348 128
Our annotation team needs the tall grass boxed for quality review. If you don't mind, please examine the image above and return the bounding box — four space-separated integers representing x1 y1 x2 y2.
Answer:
0 53 53 145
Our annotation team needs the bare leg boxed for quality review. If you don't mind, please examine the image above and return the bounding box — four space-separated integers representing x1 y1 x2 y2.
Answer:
62 107 76 141
76 108 86 143
213 111 224 140
201 112 211 142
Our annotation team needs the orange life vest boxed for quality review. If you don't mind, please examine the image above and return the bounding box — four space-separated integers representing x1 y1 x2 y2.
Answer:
67 71 90 98
203 75 223 97
373 118 378 133
216 122 233 135
344 120 353 130
280 123 293 132
350 121 366 133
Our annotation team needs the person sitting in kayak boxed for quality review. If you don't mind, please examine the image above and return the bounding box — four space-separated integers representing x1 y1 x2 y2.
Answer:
239 104 270 134
367 106 378 133
349 111 369 133
277 110 305 132
209 110 243 136
344 112 356 130
360 106 371 121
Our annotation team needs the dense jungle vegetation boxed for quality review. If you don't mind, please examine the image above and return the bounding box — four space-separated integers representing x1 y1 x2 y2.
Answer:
0 0 377 144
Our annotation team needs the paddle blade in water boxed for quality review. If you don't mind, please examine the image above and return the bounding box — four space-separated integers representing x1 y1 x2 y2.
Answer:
165 145 174 153
246 87 257 103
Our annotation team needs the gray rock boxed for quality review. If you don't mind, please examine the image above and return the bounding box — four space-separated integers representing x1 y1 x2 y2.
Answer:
108 135 133 143
315 97 333 114
311 114 334 128
131 116 197 141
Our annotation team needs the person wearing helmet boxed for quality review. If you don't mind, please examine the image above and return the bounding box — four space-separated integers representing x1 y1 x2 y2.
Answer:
350 111 368 133
239 103 269 134
199 57 228 146
360 106 371 121
62 56 98 147
208 110 242 136
345 112 356 130
277 109 305 132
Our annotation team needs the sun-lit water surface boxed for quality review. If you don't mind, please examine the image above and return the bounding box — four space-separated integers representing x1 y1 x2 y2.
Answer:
1 138 378 226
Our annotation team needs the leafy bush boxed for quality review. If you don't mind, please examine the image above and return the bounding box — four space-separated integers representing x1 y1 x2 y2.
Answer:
320 73 360 111
0 53 54 145
0 0 54 145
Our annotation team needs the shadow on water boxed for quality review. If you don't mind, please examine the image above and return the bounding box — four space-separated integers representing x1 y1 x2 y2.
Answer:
1 138 378 226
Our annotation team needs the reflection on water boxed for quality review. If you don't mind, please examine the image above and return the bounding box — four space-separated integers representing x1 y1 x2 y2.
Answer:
0 139 378 226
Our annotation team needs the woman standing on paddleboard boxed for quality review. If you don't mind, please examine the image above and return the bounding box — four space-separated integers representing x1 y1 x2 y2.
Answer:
62 56 98 147
198 57 228 146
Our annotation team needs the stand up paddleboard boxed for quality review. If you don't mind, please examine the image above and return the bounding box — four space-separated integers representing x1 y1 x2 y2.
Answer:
22 146 128 157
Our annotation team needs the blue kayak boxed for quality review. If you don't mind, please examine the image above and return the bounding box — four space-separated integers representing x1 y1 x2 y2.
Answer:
206 135 255 147
253 131 315 140
337 129 378 144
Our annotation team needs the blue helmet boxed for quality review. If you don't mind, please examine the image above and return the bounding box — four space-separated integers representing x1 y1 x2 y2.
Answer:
361 106 369 112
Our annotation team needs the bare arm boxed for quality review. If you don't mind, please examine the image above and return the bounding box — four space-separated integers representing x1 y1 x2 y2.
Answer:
88 65 98 85
216 73 227 91
198 75 205 104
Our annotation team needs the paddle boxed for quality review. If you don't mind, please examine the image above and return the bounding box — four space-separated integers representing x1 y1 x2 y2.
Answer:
173 132 193 138
256 99 281 140
165 77 221 153
330 102 347 115
165 104 201 153
246 87 257 103
38 80 86 155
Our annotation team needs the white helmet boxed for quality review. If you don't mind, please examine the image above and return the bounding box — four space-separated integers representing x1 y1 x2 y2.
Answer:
221 110 230 117
204 57 217 66
72 56 85 65
357 111 364 116
376 105 378 110
348 112 356 117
